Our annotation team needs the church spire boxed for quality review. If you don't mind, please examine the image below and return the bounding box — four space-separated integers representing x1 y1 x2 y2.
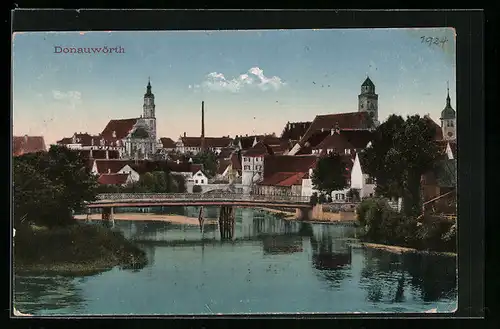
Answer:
145 77 152 96
446 81 451 107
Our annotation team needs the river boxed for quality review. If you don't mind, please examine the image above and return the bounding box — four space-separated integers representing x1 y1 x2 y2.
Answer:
13 207 457 315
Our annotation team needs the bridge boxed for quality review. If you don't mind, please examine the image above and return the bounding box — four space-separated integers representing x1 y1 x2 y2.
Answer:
87 193 314 209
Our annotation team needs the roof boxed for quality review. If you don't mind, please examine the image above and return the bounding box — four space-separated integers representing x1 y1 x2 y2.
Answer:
313 130 373 151
230 151 242 170
95 160 131 174
299 112 373 146
262 155 318 179
57 133 121 147
131 127 150 139
425 116 444 140
217 147 235 159
242 141 274 157
234 134 281 149
98 173 130 185
180 136 233 148
362 76 375 88
101 118 138 140
13 136 46 156
190 164 204 174
281 121 312 141
217 158 231 175
159 137 176 149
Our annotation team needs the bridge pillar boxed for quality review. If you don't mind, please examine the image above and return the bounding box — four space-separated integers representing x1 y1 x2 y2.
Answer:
219 206 235 241
296 207 313 221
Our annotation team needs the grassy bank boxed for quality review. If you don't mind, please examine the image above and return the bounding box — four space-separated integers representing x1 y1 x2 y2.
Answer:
14 222 148 275
350 241 456 257
356 198 456 254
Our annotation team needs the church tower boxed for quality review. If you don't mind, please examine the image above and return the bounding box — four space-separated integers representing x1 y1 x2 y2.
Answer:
358 76 379 125
143 77 157 142
440 83 456 141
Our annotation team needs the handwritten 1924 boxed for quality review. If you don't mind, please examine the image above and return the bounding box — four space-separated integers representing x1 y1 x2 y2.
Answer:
421 36 448 48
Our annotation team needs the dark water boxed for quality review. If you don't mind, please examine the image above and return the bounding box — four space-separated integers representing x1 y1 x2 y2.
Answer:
14 207 457 315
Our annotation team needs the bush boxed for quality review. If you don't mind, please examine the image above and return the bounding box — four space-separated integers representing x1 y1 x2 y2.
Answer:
346 188 361 202
14 222 147 271
192 185 202 193
309 192 319 206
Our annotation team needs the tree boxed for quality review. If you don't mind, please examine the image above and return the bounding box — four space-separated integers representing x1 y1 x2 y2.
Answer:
360 115 441 217
171 174 187 193
311 152 348 197
346 188 361 202
192 185 202 193
13 145 98 227
192 150 218 178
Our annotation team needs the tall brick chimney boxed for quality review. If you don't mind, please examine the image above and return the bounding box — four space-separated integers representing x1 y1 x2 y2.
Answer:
201 101 206 151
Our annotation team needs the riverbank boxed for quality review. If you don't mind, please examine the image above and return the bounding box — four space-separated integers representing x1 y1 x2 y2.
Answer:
257 207 357 224
74 213 219 225
14 222 148 275
350 241 457 257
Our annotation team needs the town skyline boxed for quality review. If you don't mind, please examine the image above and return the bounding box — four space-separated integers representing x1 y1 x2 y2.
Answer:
12 28 456 146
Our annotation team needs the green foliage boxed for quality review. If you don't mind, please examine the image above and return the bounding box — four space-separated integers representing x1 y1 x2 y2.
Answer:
311 152 348 196
192 151 218 178
309 192 319 206
360 114 441 217
14 222 147 269
347 188 361 202
13 146 98 227
356 198 455 252
192 185 203 193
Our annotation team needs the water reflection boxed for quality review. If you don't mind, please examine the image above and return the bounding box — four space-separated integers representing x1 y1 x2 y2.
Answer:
14 274 86 314
14 208 457 315
359 249 457 304
310 224 352 288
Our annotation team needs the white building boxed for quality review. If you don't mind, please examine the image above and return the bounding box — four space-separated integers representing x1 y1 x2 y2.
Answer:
192 170 209 185
241 142 270 194
301 153 375 201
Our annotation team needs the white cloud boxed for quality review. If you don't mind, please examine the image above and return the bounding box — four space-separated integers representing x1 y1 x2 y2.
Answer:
193 67 286 93
52 90 82 109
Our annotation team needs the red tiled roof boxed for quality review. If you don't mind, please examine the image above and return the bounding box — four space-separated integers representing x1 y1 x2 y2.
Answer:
160 137 176 149
13 136 46 156
263 155 318 179
101 118 138 140
313 133 355 151
95 160 131 174
299 112 373 146
181 136 233 148
190 163 204 174
98 173 130 185
276 172 307 186
230 151 242 170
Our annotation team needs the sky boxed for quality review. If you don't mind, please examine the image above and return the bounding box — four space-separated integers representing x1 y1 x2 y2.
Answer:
12 28 456 146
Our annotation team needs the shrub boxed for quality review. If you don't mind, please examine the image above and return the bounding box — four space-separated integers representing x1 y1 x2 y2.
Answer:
346 188 361 202
192 185 202 193
309 192 319 206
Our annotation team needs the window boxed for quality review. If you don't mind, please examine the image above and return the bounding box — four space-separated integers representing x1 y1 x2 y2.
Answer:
365 177 375 184
345 149 351 155
195 180 198 184
244 165 250 170
244 157 248 162
201 179 204 184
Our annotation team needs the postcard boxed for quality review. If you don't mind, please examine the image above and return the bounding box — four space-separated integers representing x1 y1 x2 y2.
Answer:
12 27 457 316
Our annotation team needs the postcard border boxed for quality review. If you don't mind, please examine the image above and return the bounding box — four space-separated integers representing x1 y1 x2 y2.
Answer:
9 8 485 322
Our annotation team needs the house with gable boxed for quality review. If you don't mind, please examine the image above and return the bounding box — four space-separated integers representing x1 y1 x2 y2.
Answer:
253 155 319 197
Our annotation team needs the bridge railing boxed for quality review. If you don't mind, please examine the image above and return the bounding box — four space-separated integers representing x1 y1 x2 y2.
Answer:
96 193 311 204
